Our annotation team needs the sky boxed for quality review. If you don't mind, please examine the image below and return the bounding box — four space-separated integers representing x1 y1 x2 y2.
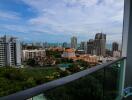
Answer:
0 0 124 43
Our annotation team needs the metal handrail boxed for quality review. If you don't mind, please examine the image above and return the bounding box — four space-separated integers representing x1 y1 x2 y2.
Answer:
0 57 126 100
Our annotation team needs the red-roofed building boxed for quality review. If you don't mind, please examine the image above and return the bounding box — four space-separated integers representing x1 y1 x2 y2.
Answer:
62 48 76 58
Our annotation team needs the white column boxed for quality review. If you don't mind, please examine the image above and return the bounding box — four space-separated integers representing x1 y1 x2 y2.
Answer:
122 0 132 98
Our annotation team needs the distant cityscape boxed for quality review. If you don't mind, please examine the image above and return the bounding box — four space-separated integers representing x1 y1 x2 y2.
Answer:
0 33 121 67
0 33 122 97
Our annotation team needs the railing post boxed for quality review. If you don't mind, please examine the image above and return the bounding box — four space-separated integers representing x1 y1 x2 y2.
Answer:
103 67 106 100
117 59 126 100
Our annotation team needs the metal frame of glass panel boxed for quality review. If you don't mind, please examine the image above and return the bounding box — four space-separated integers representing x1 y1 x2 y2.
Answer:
122 0 132 99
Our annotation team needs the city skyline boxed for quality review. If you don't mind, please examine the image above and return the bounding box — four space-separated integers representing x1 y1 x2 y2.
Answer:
0 0 124 43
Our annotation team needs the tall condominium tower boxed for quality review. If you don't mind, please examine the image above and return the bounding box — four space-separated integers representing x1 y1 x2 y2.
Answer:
87 39 95 55
94 33 106 56
71 36 77 49
0 35 21 67
80 42 87 53
112 42 119 51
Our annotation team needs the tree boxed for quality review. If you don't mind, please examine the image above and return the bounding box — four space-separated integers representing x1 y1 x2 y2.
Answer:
59 70 70 77
67 64 80 73
26 59 38 67
76 60 91 68
46 50 62 58
25 77 36 88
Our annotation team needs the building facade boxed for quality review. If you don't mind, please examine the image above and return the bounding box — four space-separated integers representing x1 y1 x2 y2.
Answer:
62 48 76 58
87 39 95 55
80 41 87 53
62 42 68 48
94 33 106 56
113 51 121 58
71 36 77 49
0 35 21 67
112 42 119 52
22 49 46 61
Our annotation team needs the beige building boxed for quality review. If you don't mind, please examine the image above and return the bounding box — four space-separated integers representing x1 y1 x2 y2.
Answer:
23 49 46 61
73 54 98 64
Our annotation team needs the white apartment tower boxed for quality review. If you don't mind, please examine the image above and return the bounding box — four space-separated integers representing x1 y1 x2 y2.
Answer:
0 35 21 67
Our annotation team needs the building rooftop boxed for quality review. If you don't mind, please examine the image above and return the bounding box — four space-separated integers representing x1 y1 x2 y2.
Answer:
64 48 75 53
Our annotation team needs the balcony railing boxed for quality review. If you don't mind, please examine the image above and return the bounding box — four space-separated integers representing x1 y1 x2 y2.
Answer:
0 57 126 100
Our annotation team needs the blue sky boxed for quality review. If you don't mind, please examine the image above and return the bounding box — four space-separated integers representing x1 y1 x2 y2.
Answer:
0 0 124 43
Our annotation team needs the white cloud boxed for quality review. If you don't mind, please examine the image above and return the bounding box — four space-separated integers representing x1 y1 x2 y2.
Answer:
63 0 98 7
0 10 20 20
3 0 124 43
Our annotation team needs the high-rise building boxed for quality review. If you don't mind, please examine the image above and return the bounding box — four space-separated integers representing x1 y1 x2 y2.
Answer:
80 41 87 53
43 42 49 48
62 42 68 48
87 39 95 55
0 35 21 67
112 42 119 52
71 36 77 49
94 33 106 56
